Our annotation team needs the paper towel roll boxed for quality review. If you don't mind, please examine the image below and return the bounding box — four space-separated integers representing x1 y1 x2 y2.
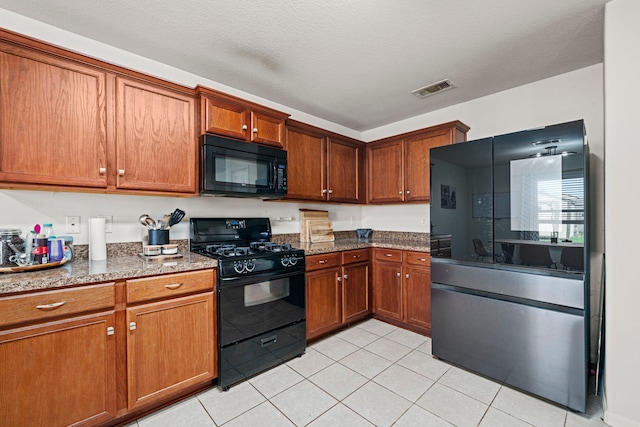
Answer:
89 217 107 261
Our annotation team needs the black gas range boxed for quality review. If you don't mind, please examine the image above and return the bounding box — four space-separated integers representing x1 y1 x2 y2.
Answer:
190 218 306 390
190 218 305 278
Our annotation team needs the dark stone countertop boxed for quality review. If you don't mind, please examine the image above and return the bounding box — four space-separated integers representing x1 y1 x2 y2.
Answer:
0 253 217 296
0 235 429 296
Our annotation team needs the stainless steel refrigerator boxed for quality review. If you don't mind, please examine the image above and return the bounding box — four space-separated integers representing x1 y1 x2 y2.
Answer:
430 120 589 412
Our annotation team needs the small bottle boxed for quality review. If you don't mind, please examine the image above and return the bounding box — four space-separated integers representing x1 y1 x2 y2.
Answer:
42 223 55 238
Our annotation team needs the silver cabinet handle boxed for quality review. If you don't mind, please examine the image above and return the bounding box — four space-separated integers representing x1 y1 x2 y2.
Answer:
384 253 393 257
118 169 125 176
344 274 349 280
99 167 106 174
328 189 333 194
419 258 427 262
165 283 183 290
406 190 411 194
242 124 248 130
337 276 342 282
253 127 258 133
129 322 137 331
399 191 403 195
322 189 328 194
352 254 360 258
396 272 401 277
107 326 115 336
318 260 328 264
36 301 66 310
406 273 410 279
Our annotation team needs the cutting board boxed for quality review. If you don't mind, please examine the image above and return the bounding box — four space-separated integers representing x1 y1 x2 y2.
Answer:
308 219 335 243
300 209 330 242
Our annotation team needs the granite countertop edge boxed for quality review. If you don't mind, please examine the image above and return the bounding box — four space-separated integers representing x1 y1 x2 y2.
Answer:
0 253 217 296
0 238 428 296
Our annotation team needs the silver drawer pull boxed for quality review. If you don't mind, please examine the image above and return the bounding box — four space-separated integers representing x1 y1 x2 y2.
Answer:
107 326 115 336
352 255 360 258
419 258 427 262
406 274 410 279
384 253 393 257
396 272 401 277
165 283 184 290
129 322 137 331
318 260 328 264
36 301 66 310
242 124 248 130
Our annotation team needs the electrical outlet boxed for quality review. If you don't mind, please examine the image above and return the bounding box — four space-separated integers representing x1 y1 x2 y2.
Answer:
66 216 81 234
99 215 113 233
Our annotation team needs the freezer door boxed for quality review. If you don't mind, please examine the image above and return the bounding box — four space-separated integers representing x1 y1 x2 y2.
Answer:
432 286 587 412
431 259 585 309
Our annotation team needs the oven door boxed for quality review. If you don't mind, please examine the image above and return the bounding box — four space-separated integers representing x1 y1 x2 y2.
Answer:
218 269 305 347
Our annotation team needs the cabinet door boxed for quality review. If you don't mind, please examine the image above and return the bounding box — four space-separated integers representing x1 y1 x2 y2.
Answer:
342 262 370 323
328 137 362 203
202 95 248 140
116 77 196 193
306 267 342 340
250 111 285 148
404 129 452 202
372 261 403 320
0 312 116 427
0 44 108 188
404 265 432 330
286 126 327 201
367 139 404 203
126 292 216 411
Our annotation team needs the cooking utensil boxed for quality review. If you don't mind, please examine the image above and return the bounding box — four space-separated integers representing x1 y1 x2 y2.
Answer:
144 217 157 230
168 209 185 228
138 214 151 228
157 219 165 230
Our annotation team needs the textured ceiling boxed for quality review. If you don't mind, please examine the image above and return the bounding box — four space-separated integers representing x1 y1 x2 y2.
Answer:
0 0 609 132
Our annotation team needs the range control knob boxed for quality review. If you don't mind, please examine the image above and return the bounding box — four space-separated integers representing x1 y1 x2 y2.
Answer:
233 261 245 274
281 256 291 267
289 256 298 266
245 259 256 272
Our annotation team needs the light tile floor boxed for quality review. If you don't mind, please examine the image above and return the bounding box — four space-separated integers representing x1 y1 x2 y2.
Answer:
129 319 609 427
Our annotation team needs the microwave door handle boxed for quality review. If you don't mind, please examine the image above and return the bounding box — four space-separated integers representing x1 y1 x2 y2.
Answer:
271 162 277 189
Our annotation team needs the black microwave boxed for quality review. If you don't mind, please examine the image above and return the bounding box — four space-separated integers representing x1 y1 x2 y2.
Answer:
200 135 287 199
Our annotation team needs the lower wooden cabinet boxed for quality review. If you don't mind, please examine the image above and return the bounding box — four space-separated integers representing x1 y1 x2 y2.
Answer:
126 292 216 410
124 270 216 411
306 250 371 340
0 269 217 427
0 287 117 427
372 249 432 333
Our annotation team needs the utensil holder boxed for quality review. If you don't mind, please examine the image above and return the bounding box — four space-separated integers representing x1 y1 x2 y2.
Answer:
148 229 169 245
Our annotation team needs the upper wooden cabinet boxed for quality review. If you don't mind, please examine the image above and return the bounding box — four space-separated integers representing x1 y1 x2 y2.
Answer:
286 120 365 203
367 121 469 204
115 77 196 193
0 39 109 189
0 29 198 196
197 86 289 148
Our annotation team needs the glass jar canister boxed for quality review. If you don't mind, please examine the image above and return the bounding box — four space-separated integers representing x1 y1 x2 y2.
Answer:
0 228 24 267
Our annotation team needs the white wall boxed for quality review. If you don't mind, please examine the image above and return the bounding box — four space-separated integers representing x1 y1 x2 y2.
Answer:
604 1 640 425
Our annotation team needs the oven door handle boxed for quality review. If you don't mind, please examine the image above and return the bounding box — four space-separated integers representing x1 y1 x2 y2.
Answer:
219 269 305 287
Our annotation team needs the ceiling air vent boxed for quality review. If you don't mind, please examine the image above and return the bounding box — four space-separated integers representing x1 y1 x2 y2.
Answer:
411 79 455 99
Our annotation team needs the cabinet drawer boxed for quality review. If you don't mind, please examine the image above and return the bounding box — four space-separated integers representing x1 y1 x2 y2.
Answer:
373 248 402 263
404 251 431 267
342 249 371 265
127 270 215 304
305 252 341 272
0 283 115 328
